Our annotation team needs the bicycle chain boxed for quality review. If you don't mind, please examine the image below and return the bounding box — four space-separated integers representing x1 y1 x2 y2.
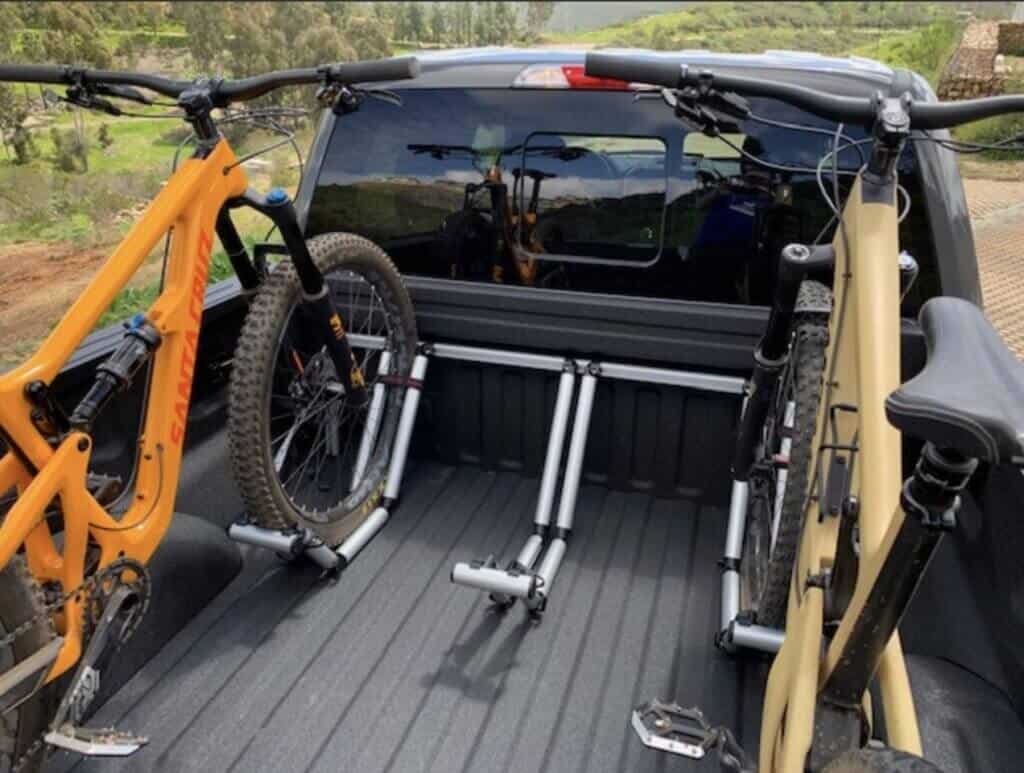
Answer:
3 559 150 773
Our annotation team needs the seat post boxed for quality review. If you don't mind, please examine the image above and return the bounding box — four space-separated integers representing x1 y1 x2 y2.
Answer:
816 444 978 746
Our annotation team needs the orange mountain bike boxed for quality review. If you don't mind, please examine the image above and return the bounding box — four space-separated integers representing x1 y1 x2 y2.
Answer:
0 57 418 768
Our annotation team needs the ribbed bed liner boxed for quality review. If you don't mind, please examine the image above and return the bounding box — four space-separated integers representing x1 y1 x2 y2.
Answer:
57 461 766 773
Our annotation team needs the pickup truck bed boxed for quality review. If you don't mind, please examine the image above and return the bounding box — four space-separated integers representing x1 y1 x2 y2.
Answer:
53 438 765 773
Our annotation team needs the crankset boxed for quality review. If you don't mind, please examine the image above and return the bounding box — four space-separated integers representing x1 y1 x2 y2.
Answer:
45 559 151 758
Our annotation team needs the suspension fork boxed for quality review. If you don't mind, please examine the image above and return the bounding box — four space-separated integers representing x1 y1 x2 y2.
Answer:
228 188 368 404
731 243 834 480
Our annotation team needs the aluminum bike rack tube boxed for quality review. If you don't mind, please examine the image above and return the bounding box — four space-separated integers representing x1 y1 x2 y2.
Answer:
337 351 429 566
347 332 386 351
351 350 392 492
555 367 598 532
514 534 544 572
529 536 566 606
729 621 784 653
337 506 390 566
383 351 429 502
533 365 577 530
720 479 749 637
596 361 745 395
227 523 304 555
451 363 577 600
526 366 599 610
430 342 566 372
450 563 536 598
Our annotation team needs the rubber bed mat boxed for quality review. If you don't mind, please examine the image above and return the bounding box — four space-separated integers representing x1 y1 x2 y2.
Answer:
52 460 766 773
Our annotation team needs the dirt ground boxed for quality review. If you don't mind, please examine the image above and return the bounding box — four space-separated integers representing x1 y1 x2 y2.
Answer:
0 240 164 366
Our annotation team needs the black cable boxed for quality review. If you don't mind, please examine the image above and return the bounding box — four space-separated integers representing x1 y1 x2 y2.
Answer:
911 133 1024 154
712 129 863 178
747 111 868 165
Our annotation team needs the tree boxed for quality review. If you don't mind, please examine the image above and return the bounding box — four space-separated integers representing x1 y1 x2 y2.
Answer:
20 5 111 150
451 2 472 46
473 5 489 45
407 1 426 42
429 3 446 42
173 2 227 72
393 1 410 40
21 4 112 67
324 2 353 26
525 0 556 40
493 2 517 44
0 3 24 161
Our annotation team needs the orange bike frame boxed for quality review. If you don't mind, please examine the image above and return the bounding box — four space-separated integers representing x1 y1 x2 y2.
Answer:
0 139 248 680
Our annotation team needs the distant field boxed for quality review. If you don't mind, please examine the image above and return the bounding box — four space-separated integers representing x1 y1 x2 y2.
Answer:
542 1 960 86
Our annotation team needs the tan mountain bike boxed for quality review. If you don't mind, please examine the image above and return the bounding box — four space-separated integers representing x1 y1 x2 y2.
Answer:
586 53 1024 772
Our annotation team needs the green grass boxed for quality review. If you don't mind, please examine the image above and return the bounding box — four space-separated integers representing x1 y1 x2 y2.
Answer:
12 26 189 56
96 243 241 328
850 20 961 87
545 1 953 51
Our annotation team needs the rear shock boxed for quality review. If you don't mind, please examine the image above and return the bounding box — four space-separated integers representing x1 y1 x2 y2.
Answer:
69 314 162 432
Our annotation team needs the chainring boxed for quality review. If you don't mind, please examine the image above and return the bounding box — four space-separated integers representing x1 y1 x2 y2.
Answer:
84 557 151 647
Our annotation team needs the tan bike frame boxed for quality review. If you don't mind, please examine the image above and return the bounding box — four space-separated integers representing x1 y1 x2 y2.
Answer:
758 175 923 770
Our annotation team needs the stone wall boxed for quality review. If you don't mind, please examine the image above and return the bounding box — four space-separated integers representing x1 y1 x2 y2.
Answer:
998 21 1024 55
938 20 1006 100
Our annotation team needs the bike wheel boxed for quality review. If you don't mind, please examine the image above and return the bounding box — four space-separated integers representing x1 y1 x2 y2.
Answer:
740 280 829 629
0 557 58 773
823 747 945 772
228 232 417 546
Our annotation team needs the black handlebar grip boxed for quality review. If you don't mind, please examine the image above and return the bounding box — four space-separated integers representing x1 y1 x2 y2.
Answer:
911 94 1024 130
329 56 420 84
0 64 69 84
584 53 683 87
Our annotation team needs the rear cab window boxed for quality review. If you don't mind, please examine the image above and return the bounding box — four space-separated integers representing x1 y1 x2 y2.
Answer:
306 84 938 314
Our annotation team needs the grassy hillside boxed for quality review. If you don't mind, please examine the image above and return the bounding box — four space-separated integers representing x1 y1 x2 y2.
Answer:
544 2 963 88
850 20 962 86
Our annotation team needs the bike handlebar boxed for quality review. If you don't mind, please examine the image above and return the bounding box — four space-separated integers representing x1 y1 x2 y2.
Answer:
584 52 1024 130
0 57 420 105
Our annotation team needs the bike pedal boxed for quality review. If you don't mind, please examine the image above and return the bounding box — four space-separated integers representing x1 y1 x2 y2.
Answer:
631 700 754 772
45 723 147 757
631 699 712 759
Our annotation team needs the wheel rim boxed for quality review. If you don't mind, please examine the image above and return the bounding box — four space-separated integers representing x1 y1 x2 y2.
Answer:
267 268 393 516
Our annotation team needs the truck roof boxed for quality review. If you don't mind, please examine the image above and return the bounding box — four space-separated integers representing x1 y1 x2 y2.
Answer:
400 46 911 95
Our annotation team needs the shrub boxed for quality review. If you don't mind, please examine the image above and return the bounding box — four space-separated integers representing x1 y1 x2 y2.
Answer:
953 113 1024 160
97 123 114 149
50 127 89 174
10 126 37 165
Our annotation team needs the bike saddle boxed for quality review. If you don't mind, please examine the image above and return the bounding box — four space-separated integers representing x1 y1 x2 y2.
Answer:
886 297 1024 465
